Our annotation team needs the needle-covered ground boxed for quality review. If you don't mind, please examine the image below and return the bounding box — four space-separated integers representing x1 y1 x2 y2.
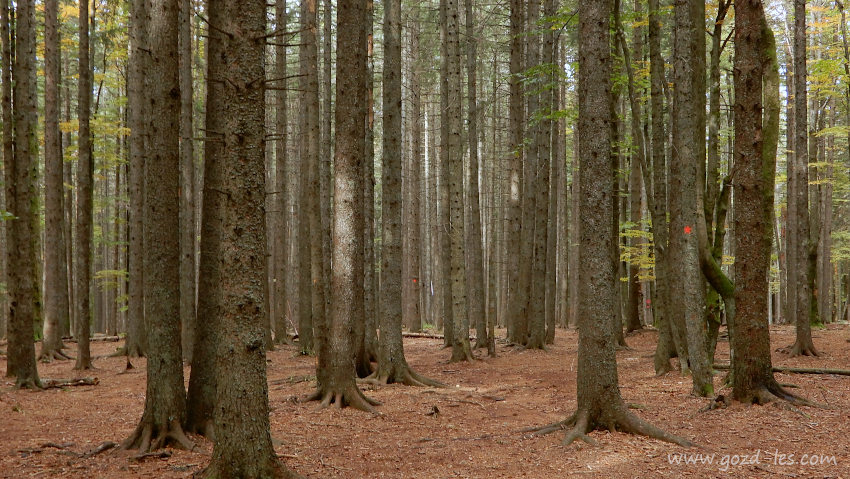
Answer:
1 324 849 478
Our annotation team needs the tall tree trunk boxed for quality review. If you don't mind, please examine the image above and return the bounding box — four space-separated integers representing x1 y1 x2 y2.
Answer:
532 0 690 446
296 0 314 356
178 0 196 363
308 0 379 413
374 0 442 387
196 0 297 475
464 0 486 350
669 0 713 396
403 1 423 333
649 0 676 375
505 0 524 342
527 0 552 350
122 0 192 452
126 0 148 358
273 0 289 344
788 0 818 356
5 0 41 389
355 0 377 375
731 1 807 406
446 0 472 362
74 0 94 371
41 0 71 362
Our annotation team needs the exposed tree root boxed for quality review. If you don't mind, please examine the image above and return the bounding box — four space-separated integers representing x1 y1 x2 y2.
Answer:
81 441 117 458
527 407 694 447
713 363 850 377
362 365 445 388
121 418 195 453
742 382 821 408
185 418 216 442
15 377 43 391
304 384 381 413
779 340 819 358
38 348 72 362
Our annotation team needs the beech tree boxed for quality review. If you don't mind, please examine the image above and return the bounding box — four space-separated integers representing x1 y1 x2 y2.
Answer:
731 0 811 406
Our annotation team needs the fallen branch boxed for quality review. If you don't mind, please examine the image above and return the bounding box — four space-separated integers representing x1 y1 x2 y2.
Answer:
402 332 478 341
713 364 850 376
64 335 120 343
41 377 99 389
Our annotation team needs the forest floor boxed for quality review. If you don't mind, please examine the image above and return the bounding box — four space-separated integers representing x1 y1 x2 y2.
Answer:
1 325 849 478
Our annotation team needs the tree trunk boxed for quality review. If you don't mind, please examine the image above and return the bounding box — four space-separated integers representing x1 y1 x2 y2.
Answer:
533 0 690 445
126 0 148 358
273 0 289 344
122 0 192 452
197 0 297 475
669 0 712 395
373 0 443 387
403 1 423 333
178 0 196 363
5 0 41 389
308 0 379 413
649 0 676 375
74 0 94 371
446 0 472 362
41 0 71 362
505 0 524 341
464 0 486 350
788 0 818 357
731 1 805 405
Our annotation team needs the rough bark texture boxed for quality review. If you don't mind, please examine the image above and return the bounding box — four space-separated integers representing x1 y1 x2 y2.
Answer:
533 1 690 446
0 0 10 347
648 0 675 376
198 1 297 477
74 0 94 371
126 0 148 358
5 0 42 389
273 0 289 344
464 0 486 350
402 1 423 333
669 0 712 396
731 1 804 405
445 0 472 362
373 0 443 387
178 0 196 363
505 0 524 343
788 0 818 357
308 0 379 413
122 0 191 453
41 0 71 362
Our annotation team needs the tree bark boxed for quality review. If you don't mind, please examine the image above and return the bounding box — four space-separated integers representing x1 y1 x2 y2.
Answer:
198 0 298 475
126 0 148 358
178 0 196 363
307 0 379 413
403 1 423 333
41 0 71 362
731 2 807 405
5 0 41 389
273 0 289 344
505 0 524 342
786 0 818 357
123 0 192 452
74 0 94 371
532 0 691 445
464 0 486 350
